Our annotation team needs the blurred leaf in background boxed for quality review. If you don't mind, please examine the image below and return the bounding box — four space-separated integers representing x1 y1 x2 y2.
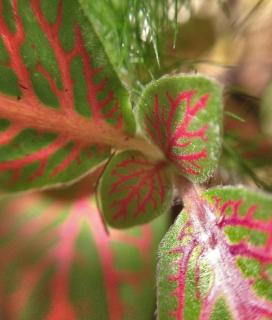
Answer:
0 172 168 320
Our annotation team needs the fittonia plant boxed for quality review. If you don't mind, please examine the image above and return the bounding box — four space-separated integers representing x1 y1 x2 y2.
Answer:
0 1 271 319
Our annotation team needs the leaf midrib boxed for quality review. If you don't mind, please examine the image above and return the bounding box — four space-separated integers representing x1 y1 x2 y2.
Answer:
0 94 164 161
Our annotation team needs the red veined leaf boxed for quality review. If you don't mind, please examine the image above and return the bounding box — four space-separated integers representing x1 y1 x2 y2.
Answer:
0 173 168 320
0 0 135 193
136 75 223 183
98 150 173 228
157 186 272 319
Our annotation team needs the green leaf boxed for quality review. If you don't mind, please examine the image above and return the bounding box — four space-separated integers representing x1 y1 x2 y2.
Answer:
0 0 135 193
0 174 168 320
136 75 223 183
98 150 173 228
157 186 272 319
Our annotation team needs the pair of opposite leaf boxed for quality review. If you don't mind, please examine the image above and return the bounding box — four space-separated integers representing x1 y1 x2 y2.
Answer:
0 1 272 320
98 75 222 228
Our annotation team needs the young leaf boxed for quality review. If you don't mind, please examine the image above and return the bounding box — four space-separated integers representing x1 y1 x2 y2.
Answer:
0 0 135 193
99 150 173 228
0 174 168 320
137 75 222 183
157 186 272 319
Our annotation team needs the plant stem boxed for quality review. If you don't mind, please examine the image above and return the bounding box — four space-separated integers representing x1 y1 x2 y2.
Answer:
114 133 165 162
175 176 206 220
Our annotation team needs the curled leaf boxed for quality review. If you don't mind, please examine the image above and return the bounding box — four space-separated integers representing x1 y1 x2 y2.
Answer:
137 75 223 183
